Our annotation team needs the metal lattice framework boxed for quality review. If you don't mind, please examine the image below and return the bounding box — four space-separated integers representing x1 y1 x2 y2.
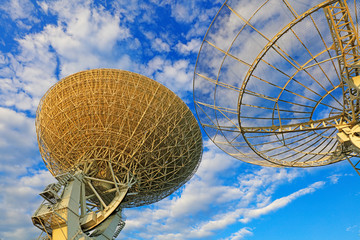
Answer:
36 69 202 208
324 1 360 122
194 0 359 167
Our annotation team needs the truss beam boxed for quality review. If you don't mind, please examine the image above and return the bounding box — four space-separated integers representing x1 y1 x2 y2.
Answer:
324 0 360 122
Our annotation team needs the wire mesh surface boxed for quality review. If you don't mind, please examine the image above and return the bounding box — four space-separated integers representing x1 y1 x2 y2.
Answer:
194 0 359 167
36 69 202 207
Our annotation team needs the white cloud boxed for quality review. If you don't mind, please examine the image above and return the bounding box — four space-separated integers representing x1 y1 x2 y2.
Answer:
0 170 55 240
224 227 253 240
144 56 194 97
0 0 39 28
149 0 221 39
169 1 221 24
175 38 202 55
187 180 324 238
152 38 171 52
0 0 137 113
0 107 48 239
0 35 57 111
111 0 153 23
328 174 341 184
0 107 38 174
346 224 360 234
42 0 132 76
239 181 325 223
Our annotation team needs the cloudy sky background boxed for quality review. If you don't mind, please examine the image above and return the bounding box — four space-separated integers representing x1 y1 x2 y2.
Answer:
0 0 359 239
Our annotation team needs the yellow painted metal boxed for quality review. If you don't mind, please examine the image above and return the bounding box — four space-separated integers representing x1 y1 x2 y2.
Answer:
36 69 202 208
32 172 127 239
52 227 67 240
34 69 203 238
324 1 360 121
194 0 359 167
347 157 360 176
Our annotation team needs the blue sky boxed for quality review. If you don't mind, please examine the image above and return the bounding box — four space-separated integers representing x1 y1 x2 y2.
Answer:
0 0 359 239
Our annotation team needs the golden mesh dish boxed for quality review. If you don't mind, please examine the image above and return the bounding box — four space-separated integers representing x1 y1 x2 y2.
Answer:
36 69 202 207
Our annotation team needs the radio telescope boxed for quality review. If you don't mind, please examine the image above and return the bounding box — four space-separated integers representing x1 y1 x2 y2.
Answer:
32 69 202 239
194 0 360 170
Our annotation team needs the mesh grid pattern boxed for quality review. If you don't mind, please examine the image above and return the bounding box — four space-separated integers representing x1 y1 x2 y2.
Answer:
36 69 202 207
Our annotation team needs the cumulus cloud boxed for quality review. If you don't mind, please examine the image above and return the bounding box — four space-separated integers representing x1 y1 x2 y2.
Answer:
152 38 171 52
175 38 202 55
144 56 194 97
0 170 55 240
149 0 221 39
0 0 138 113
169 1 221 24
0 107 39 174
0 108 51 240
0 0 39 28
42 0 133 76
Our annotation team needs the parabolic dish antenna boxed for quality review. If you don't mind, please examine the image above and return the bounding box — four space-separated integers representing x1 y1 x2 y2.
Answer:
194 0 360 168
33 69 202 239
